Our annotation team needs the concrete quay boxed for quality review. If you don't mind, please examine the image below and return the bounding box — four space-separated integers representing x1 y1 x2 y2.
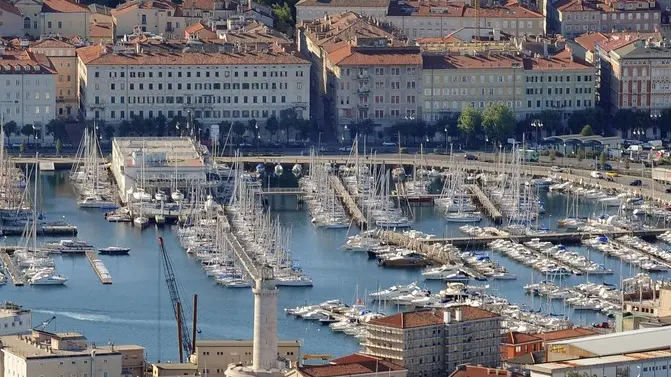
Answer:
86 251 112 284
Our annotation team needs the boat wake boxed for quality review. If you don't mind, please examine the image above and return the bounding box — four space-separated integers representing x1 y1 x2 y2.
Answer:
33 309 176 327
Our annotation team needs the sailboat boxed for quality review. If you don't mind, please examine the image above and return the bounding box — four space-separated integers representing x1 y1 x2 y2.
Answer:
72 127 117 209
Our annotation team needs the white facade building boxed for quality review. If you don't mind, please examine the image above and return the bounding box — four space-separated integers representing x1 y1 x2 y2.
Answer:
81 46 310 125
0 303 31 336
0 47 57 128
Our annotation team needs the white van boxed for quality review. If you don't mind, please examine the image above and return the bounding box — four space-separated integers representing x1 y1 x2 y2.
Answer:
590 171 603 179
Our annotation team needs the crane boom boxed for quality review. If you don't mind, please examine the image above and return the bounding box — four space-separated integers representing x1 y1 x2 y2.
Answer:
158 236 193 361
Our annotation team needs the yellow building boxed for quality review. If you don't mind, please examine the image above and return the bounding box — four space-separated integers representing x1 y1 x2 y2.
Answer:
29 37 79 120
153 362 198 377
192 339 301 376
41 0 91 39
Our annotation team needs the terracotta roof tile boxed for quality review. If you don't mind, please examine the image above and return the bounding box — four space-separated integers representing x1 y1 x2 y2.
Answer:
301 12 401 49
31 38 75 49
298 355 405 377
0 50 57 74
526 49 593 70
76 44 105 64
41 0 90 13
336 49 422 66
368 307 499 329
575 32 608 51
111 0 175 16
182 0 237 10
296 0 389 8
423 53 523 69
89 23 114 38
449 365 523 377
536 327 600 342
388 0 543 19
185 22 207 33
502 331 542 345
84 50 310 66
0 0 22 16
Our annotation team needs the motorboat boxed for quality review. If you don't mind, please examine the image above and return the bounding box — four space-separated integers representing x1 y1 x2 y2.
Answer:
274 275 313 287
491 272 517 280
155 190 167 201
43 239 93 254
133 216 149 228
421 265 462 280
223 278 253 288
375 217 413 228
77 195 118 209
132 188 152 202
98 246 130 255
445 212 482 223
369 282 419 301
171 190 185 201
29 271 68 285
106 213 132 222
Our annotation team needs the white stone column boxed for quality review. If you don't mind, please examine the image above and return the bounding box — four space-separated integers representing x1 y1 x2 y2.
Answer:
252 278 278 372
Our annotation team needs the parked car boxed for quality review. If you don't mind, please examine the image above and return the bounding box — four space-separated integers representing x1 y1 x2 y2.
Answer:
590 171 603 179
338 146 352 152
630 179 643 186
464 154 478 161
550 166 563 172
382 142 397 147
596 163 613 171
605 172 619 178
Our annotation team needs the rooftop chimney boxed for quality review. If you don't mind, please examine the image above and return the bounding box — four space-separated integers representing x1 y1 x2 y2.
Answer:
443 311 452 324
455 308 462 322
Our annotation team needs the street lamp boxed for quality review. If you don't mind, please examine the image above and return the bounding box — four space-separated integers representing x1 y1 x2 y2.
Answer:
531 119 543 146
444 127 449 154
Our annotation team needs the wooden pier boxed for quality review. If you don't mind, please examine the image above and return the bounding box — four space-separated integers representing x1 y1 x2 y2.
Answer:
329 176 367 229
373 230 487 280
1 225 78 237
464 184 503 224
1 251 25 286
86 251 112 284
422 228 669 248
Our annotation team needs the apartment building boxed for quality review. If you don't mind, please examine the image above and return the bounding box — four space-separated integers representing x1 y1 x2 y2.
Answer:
549 0 660 37
362 306 501 377
1 331 124 377
12 0 41 37
111 0 189 39
0 46 57 127
295 0 390 23
29 38 79 119
181 0 239 22
41 0 91 39
0 0 24 37
79 43 310 125
193 340 301 377
0 303 31 336
288 354 407 377
422 49 596 122
386 0 546 40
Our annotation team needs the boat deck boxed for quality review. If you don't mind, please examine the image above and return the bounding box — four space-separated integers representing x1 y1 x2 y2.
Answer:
0 251 25 286
86 251 112 284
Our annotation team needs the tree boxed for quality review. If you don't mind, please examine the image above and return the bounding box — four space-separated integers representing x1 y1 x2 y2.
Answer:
568 108 607 135
599 151 607 166
535 110 563 136
271 2 293 33
549 149 557 162
155 115 167 137
46 119 68 141
20 124 34 137
612 109 637 137
358 119 376 140
168 115 187 136
104 125 115 140
19 139 25 153
657 108 671 138
279 108 298 143
3 121 17 138
131 117 144 136
246 119 259 141
481 104 516 143
457 106 482 147
296 119 311 141
231 121 245 141
577 147 585 161
218 121 232 145
118 121 131 137
580 125 594 136
55 139 62 153
266 115 279 142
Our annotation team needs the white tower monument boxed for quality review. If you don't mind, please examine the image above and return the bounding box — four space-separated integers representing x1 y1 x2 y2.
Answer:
225 265 284 377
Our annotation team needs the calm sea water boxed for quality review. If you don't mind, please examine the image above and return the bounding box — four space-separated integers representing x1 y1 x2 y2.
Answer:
0 173 667 362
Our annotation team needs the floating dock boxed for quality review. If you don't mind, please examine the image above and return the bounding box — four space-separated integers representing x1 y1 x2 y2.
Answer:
0 251 25 286
1 225 78 237
329 176 367 229
464 184 503 224
86 251 112 284
423 229 669 248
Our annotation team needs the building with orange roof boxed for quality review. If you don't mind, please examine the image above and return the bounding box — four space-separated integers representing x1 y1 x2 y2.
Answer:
80 45 310 126
362 306 501 377
287 353 407 377
0 0 24 37
448 364 523 377
501 331 543 360
29 37 79 120
421 48 596 123
386 0 546 40
547 0 660 38
111 0 191 39
0 46 57 128
40 0 91 39
12 0 43 38
298 12 420 134
296 0 390 23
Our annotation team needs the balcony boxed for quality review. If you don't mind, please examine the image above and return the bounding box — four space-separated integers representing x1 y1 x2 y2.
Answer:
357 103 369 109
89 101 106 109
357 73 369 80
357 87 370 94
291 101 308 109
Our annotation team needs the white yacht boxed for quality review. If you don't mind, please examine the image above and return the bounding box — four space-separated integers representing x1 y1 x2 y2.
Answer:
274 275 313 287
29 271 68 285
43 239 94 254
445 212 482 223
77 195 118 209
132 188 152 202
171 190 185 201
155 190 167 201
133 216 149 228
491 271 517 280
421 265 461 280
369 282 418 301
375 218 412 228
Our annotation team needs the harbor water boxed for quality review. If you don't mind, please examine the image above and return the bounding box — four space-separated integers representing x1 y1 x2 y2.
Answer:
0 172 667 362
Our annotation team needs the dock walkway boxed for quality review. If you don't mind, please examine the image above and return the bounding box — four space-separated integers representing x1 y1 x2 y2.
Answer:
464 184 503 224
1 251 25 286
373 230 487 280
221 210 259 280
86 251 112 284
329 176 367 229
